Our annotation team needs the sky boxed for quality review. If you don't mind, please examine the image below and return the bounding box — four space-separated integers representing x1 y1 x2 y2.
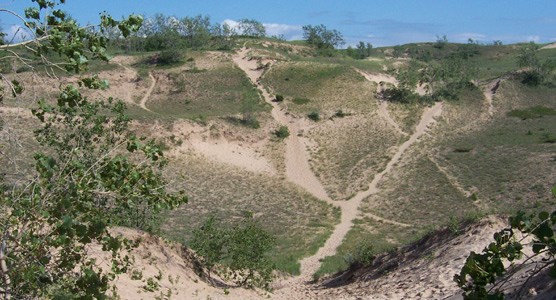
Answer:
1 0 555 47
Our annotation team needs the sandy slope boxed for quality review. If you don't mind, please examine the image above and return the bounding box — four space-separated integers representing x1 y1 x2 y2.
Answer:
541 42 556 50
354 69 407 136
232 48 333 202
188 136 276 175
297 102 443 280
91 228 265 300
232 47 445 287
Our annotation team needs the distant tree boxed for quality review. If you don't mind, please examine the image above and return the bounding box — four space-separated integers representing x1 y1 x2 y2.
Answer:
302 24 345 50
493 40 503 46
179 15 212 48
434 35 448 49
517 42 555 85
237 18 266 38
421 50 477 100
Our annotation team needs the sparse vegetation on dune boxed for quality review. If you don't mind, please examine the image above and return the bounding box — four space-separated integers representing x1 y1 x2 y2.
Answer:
2 2 556 296
161 155 340 275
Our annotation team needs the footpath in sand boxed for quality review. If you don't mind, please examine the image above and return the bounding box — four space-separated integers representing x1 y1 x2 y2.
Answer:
232 47 444 293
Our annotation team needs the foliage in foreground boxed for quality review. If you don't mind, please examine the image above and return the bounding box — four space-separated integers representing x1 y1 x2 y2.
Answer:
454 188 556 299
190 215 276 290
0 1 187 298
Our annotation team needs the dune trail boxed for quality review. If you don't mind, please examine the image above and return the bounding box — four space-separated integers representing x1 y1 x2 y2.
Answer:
139 72 156 112
354 69 408 136
233 47 444 288
483 78 501 117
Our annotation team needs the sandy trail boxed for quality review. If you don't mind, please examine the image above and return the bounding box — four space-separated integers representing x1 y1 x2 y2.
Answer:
354 69 407 136
232 48 333 203
483 78 500 117
297 102 443 279
139 72 156 112
234 47 443 284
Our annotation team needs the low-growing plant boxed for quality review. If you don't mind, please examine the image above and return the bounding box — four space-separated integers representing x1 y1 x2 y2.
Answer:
190 215 276 290
274 125 290 138
274 94 284 102
307 111 321 121
148 50 183 66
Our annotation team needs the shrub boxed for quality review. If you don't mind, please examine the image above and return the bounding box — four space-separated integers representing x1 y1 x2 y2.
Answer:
379 87 418 103
274 94 284 102
225 218 275 289
242 117 260 129
353 240 375 265
148 50 183 66
307 111 320 121
335 110 345 117
190 216 227 278
274 125 290 138
190 215 276 290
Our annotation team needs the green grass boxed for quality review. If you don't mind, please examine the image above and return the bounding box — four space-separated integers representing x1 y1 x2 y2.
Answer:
161 155 340 274
507 106 556 119
262 61 376 115
309 116 406 200
148 63 269 119
292 98 311 105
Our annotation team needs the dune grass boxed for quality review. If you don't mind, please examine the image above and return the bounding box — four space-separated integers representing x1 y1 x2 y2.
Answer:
160 154 340 274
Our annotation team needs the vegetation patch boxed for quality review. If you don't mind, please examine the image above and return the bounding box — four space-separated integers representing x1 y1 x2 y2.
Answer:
293 97 311 105
507 106 556 120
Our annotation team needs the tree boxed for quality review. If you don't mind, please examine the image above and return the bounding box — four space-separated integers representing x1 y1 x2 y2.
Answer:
347 41 373 59
302 24 345 50
434 35 448 49
190 215 276 290
0 1 187 298
517 42 555 85
237 19 266 38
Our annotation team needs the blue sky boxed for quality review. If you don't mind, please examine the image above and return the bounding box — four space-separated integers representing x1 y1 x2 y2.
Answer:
1 0 555 46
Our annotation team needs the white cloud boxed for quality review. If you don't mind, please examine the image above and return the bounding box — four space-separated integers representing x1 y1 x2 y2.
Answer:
222 19 240 31
222 19 302 40
4 25 32 44
452 32 487 42
263 23 302 39
526 35 541 43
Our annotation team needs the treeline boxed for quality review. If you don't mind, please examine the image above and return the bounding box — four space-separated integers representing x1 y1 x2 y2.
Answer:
106 14 267 53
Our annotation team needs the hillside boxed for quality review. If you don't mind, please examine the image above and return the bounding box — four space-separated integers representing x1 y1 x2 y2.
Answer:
2 38 556 299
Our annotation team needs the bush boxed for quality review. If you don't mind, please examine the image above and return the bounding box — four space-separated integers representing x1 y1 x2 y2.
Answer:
274 94 284 102
334 110 345 118
353 240 375 265
379 87 417 103
274 125 290 138
190 216 227 277
307 111 320 121
190 215 276 290
148 50 183 66
241 117 260 129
